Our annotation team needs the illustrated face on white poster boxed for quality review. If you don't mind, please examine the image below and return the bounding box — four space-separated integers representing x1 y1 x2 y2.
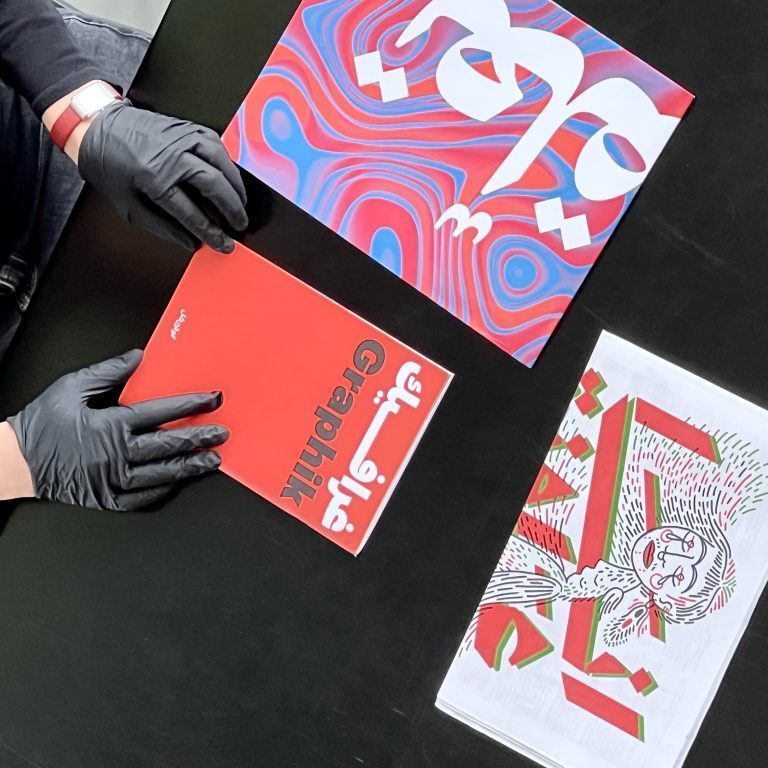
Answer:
438 333 768 768
631 527 711 599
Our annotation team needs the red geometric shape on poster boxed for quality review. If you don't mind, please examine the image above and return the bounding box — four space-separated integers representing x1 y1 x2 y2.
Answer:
581 369 603 392
635 399 721 464
586 652 630 677
643 469 661 530
562 673 645 740
575 369 607 417
566 434 593 460
563 397 631 671
643 470 666 642
647 601 665 643
475 604 553 671
535 566 554 619
525 465 578 507
630 668 658 696
575 391 598 415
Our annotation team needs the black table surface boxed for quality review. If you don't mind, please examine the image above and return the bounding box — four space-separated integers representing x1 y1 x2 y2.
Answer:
1 1 767 766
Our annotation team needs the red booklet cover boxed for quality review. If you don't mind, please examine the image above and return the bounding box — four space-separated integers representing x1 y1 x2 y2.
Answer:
121 243 452 554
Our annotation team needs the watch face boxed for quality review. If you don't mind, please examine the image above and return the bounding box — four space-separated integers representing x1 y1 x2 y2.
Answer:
72 83 117 119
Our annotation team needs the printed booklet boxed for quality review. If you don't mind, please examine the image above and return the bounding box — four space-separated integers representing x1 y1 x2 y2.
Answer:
122 243 452 554
437 332 768 768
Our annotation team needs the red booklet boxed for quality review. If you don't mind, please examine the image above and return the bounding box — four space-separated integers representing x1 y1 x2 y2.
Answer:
121 243 452 554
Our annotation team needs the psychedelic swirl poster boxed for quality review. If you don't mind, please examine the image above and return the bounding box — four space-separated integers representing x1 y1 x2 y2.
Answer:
224 0 693 365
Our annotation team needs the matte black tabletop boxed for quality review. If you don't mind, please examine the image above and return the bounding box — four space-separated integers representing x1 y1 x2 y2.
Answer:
0 1 766 766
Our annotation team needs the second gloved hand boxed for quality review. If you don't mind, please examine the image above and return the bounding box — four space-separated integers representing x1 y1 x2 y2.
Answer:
77 101 248 253
8 349 228 511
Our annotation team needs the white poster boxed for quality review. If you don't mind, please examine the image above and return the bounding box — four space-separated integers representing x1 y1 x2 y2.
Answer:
438 332 768 768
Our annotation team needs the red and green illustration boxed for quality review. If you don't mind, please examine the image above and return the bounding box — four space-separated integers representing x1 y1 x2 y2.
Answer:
460 369 765 743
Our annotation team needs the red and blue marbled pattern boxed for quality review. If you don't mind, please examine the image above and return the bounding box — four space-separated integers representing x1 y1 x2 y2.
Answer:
223 0 692 365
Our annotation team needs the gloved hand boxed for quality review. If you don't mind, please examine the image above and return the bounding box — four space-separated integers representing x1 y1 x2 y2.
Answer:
78 101 248 253
7 349 228 511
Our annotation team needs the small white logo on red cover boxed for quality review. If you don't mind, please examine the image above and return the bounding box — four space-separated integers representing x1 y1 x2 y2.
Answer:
170 309 187 340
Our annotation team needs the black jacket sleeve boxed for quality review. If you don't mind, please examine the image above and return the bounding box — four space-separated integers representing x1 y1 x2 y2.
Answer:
0 0 105 116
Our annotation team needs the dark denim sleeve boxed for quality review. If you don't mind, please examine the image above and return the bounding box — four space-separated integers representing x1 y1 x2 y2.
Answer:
0 0 105 116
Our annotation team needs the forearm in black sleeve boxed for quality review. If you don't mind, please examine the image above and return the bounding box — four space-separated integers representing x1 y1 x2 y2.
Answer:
0 0 106 116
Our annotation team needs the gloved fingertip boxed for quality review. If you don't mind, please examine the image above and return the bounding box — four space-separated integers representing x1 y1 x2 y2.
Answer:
185 451 221 477
210 391 224 408
209 425 230 443
120 349 145 374
236 212 249 231
202 451 222 470
110 349 143 376
221 237 236 253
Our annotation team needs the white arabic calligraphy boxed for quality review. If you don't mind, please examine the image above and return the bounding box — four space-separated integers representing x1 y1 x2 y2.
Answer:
393 0 680 202
435 204 493 244
321 361 423 534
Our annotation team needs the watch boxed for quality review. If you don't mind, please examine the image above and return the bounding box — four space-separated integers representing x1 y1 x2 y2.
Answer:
50 81 122 152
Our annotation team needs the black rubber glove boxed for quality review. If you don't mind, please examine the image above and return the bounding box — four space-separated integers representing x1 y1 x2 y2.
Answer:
7 350 228 511
78 101 248 253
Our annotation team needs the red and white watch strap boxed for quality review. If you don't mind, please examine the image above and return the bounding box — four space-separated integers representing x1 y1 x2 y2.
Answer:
49 82 122 152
